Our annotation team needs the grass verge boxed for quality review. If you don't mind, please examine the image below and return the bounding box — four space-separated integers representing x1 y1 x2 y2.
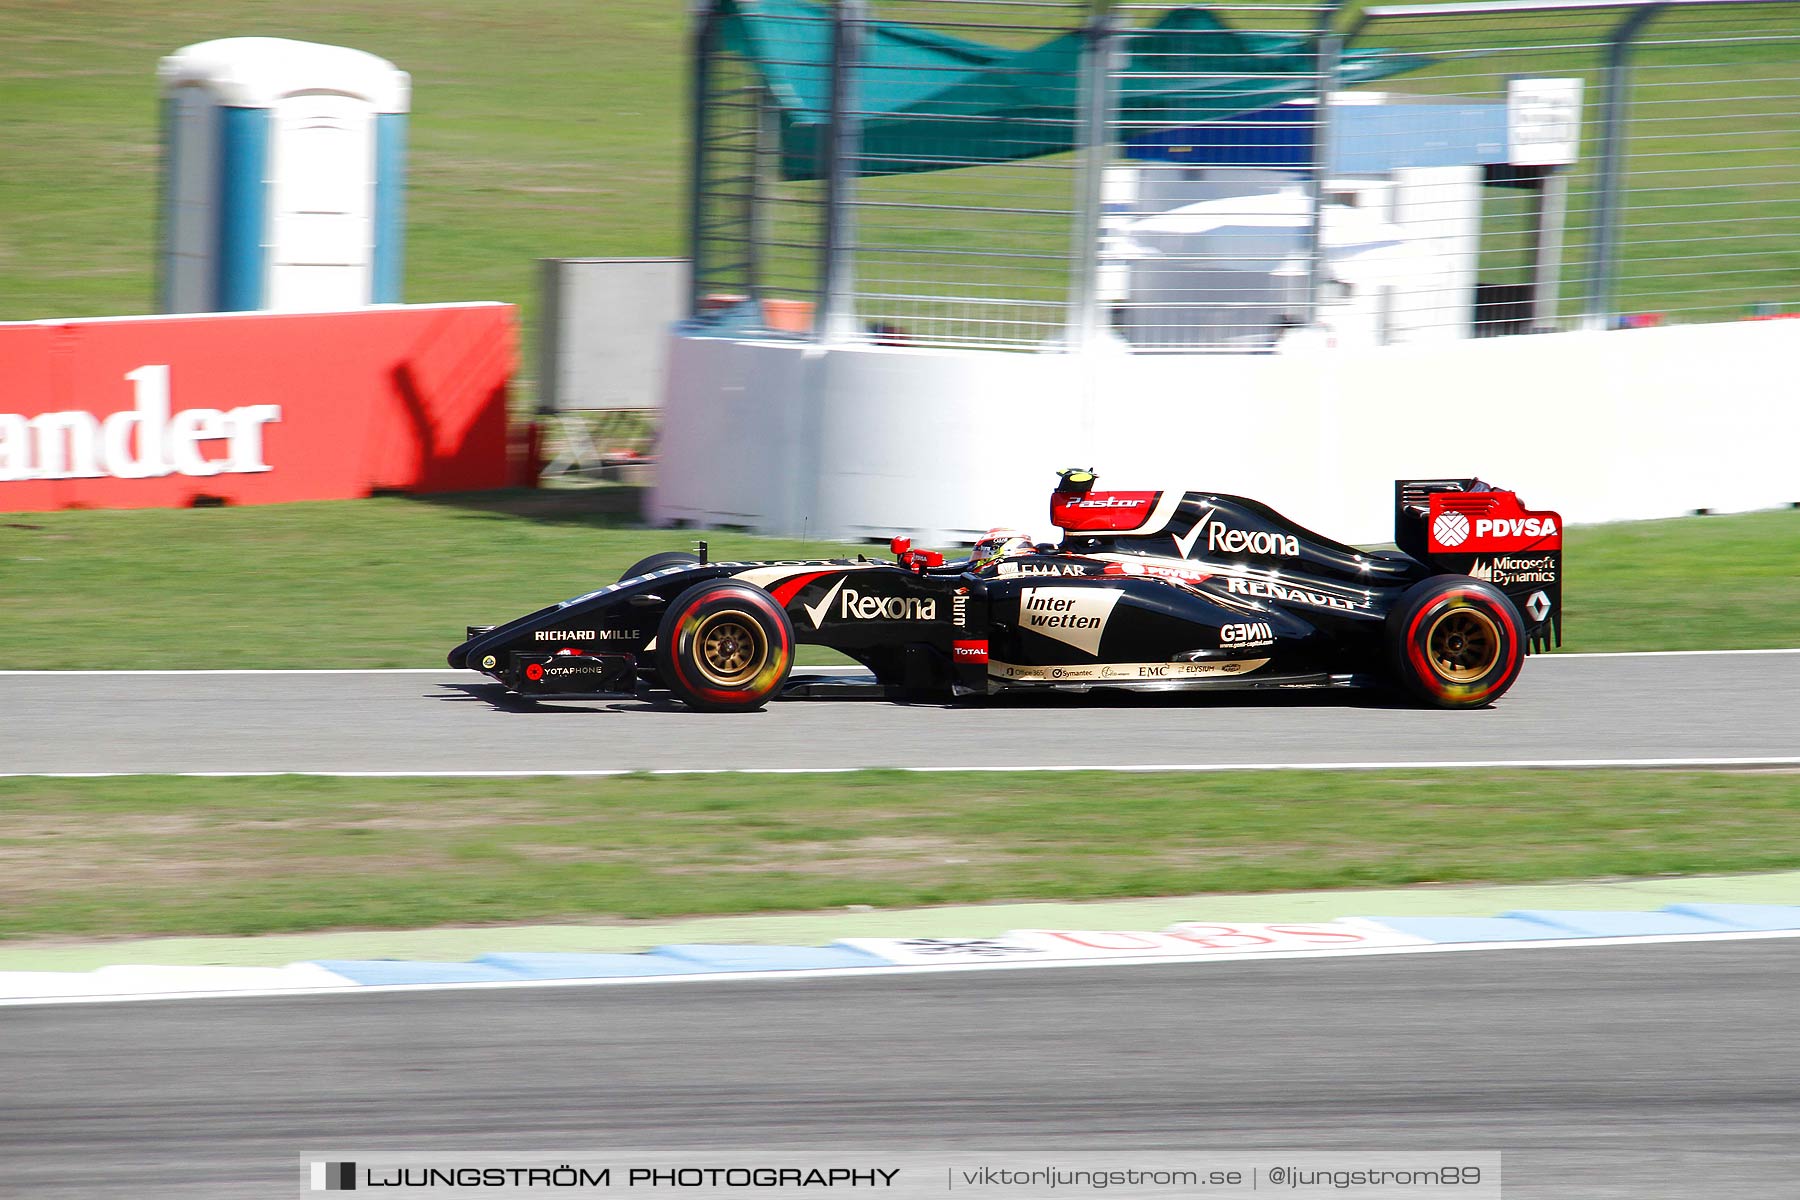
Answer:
1 494 1796 668
1 770 1796 941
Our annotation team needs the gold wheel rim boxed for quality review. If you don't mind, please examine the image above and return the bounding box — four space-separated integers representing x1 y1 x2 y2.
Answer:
1425 607 1502 683
694 612 766 687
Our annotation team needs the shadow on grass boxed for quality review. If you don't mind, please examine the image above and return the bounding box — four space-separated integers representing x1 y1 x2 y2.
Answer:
403 485 651 530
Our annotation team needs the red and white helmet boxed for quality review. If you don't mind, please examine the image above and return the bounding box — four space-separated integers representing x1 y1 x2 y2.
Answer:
970 528 1034 571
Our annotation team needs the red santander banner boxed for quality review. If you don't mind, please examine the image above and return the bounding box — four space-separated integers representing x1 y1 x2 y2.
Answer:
0 303 519 513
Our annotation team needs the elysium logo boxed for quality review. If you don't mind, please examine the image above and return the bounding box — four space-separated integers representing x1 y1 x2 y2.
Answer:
311 1161 356 1190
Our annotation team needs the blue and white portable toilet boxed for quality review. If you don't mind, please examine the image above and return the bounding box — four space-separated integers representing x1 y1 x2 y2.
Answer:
157 37 410 313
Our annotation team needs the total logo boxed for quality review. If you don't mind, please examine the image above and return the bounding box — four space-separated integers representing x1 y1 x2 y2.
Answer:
801 578 938 628
953 639 989 663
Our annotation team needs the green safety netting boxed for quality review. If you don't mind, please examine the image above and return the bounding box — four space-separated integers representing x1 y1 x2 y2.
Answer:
713 0 1433 180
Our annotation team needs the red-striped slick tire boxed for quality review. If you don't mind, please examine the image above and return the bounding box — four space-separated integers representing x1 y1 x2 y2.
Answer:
1385 576 1525 709
656 580 795 712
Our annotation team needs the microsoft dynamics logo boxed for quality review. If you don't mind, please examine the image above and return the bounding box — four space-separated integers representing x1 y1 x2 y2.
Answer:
310 1161 357 1190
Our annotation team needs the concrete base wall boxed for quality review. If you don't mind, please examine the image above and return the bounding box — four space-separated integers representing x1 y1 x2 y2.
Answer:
651 321 1800 546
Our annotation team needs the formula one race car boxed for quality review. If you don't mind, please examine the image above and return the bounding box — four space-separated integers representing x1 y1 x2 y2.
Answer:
449 473 1562 711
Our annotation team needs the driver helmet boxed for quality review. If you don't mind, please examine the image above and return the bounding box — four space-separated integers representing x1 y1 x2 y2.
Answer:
970 528 1035 571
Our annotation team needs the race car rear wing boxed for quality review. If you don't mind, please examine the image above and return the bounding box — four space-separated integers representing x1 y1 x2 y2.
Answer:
1395 479 1563 653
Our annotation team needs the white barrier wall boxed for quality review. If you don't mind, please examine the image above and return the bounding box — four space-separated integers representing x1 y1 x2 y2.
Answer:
651 320 1800 546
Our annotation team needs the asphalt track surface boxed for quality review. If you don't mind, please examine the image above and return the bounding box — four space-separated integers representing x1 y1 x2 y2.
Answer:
3 651 1797 774
3 940 1795 1198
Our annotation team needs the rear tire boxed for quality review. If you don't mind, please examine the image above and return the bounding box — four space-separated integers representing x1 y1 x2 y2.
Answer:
619 550 700 583
1386 577 1525 708
656 581 794 712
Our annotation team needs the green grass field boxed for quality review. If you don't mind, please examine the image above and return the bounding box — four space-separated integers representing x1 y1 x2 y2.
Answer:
2 769 1795 939
1 492 1796 669
1 1 687 336
4 2 1794 347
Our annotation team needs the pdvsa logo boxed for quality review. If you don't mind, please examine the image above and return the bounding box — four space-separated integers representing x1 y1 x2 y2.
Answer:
0 365 280 482
1476 516 1557 539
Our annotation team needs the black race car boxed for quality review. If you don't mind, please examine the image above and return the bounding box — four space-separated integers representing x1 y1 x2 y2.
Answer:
449 472 1562 711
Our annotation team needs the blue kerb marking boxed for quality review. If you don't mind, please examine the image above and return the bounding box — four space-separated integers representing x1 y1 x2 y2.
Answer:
478 953 713 979
1502 909 1745 938
1370 916 1579 943
1374 905 1800 945
299 909 1800 988
1665 903 1800 931
650 944 889 971
313 959 527 986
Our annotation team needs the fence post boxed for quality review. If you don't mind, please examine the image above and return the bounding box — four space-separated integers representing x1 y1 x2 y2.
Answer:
1532 167 1570 326
1581 3 1663 330
1066 1 1120 349
1304 4 1346 330
685 0 722 319
817 0 867 343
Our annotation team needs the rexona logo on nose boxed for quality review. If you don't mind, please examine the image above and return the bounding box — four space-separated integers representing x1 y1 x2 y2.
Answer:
842 589 936 622
0 365 281 482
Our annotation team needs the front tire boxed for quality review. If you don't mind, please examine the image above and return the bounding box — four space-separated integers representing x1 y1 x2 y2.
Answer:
1386 577 1525 708
619 550 700 583
656 581 794 711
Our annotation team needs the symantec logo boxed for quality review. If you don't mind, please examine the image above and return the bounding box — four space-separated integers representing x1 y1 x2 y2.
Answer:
1427 492 1562 554
0 365 280 482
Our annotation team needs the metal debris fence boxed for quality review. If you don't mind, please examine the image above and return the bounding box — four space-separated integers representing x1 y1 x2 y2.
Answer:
686 0 1800 351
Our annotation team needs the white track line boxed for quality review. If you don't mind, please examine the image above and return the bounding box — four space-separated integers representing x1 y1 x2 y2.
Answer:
4 757 1797 780
4 926 1797 1008
0 668 453 676
1544 648 1800 659
0 649 1796 676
